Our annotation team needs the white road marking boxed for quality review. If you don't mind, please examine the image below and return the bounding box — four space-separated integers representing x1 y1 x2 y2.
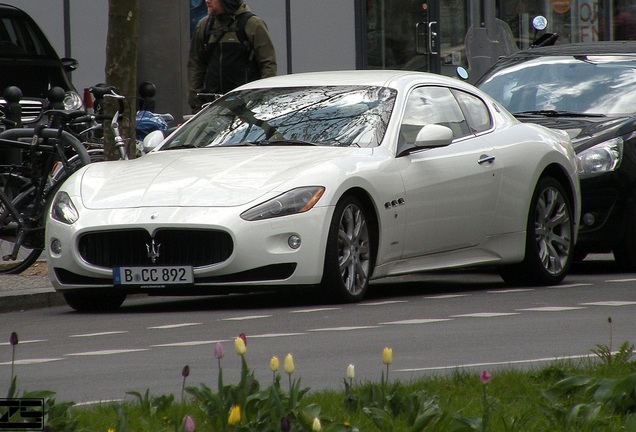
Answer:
450 312 519 318
580 301 636 306
607 278 636 283
66 349 149 356
425 294 469 299
152 340 221 347
70 331 129 338
396 353 598 372
248 333 306 338
147 323 202 329
221 315 272 321
549 283 593 288
0 339 47 345
360 300 408 306
307 326 381 332
74 399 124 406
516 306 585 312
291 307 341 313
488 289 534 293
0 358 63 365
380 319 453 325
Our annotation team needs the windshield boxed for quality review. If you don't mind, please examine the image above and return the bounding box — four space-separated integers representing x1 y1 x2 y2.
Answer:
478 55 636 116
162 85 396 150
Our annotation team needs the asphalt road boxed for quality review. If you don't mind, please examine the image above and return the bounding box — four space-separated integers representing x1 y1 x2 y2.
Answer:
1 257 635 405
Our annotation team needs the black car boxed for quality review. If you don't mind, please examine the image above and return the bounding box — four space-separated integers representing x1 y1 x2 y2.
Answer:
0 3 83 125
476 41 636 270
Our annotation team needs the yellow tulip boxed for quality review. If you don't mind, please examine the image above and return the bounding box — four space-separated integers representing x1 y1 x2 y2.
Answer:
382 347 393 365
284 353 295 374
234 336 246 356
312 417 322 431
228 405 241 425
270 355 279 372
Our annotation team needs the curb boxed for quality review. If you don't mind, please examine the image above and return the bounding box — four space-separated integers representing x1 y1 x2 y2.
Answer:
0 291 66 313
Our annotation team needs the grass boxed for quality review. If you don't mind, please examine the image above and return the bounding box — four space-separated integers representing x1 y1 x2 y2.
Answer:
5 326 636 431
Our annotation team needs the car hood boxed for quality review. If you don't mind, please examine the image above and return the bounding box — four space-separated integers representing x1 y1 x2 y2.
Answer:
78 147 367 209
515 115 633 151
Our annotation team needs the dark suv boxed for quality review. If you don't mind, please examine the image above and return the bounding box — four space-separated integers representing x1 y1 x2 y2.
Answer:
0 3 83 125
476 41 636 271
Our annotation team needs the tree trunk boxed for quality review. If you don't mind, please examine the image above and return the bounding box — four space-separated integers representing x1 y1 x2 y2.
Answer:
104 0 139 160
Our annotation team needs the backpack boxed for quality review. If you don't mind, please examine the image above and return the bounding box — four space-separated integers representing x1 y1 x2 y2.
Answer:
203 12 256 57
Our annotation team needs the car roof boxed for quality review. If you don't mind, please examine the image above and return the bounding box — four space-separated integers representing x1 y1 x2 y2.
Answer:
237 69 472 91
504 41 636 59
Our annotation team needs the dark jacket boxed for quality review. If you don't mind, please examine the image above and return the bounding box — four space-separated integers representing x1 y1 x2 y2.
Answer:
187 4 277 110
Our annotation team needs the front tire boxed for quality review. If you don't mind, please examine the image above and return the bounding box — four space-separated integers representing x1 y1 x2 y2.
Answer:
320 196 375 303
499 176 574 286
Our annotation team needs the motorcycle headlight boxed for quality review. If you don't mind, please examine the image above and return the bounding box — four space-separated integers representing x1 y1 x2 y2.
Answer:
63 91 84 110
577 137 623 177
241 186 325 221
51 191 79 224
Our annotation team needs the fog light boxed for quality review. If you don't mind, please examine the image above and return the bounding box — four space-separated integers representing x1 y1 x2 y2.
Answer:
288 234 301 249
582 213 596 227
50 238 62 255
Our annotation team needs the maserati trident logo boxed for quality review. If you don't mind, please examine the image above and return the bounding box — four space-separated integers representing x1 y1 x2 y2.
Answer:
146 238 161 263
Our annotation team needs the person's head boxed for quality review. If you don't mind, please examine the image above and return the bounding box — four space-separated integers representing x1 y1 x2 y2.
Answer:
205 0 243 16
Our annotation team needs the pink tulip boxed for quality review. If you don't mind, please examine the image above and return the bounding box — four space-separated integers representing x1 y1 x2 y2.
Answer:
480 369 492 385
239 333 247 346
214 342 224 360
182 414 196 432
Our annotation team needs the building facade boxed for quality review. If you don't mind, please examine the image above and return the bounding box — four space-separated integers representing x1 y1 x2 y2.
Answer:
2 0 632 123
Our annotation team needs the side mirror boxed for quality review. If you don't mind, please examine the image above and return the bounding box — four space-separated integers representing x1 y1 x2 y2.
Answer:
61 57 79 72
414 124 453 147
142 129 165 153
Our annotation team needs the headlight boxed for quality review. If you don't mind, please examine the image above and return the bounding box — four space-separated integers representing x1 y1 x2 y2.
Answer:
51 191 79 224
577 137 623 176
63 91 84 110
241 186 325 221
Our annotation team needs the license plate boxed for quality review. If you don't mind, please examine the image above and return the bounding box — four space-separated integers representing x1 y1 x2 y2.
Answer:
113 266 194 286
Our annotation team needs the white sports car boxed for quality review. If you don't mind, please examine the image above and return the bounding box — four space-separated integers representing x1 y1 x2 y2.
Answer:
46 70 580 311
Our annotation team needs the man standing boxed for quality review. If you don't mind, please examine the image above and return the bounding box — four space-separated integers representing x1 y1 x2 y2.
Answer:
187 0 277 112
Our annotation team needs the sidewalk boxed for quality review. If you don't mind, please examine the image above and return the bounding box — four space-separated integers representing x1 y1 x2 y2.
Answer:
0 262 65 312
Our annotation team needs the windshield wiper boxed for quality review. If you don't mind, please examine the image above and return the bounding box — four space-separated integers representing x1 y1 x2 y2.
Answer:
514 110 606 118
248 139 317 146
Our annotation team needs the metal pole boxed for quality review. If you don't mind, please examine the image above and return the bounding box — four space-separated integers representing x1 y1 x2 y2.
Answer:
286 0 292 74
63 0 71 58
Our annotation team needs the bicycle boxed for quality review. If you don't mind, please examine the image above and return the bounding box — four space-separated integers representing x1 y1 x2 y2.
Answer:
0 118 91 274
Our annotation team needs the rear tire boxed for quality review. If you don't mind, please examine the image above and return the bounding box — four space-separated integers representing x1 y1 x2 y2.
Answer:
320 196 375 303
499 176 574 286
63 290 127 312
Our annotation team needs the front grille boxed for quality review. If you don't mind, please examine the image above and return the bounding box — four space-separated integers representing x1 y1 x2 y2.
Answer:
0 98 44 124
79 229 233 267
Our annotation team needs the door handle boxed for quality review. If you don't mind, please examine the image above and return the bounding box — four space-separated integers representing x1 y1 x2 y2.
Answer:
478 154 495 164
428 21 438 54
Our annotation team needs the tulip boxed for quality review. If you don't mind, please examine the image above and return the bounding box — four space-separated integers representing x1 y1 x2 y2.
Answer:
9 332 18 346
280 416 291 432
382 347 393 365
284 353 295 375
270 356 279 372
182 414 196 432
234 336 246 356
239 332 247 346
480 369 492 385
347 364 355 380
228 405 241 425
214 342 224 360
312 417 322 431
181 365 190 378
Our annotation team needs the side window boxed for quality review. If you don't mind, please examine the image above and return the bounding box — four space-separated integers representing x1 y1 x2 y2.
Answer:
452 90 493 134
400 86 470 145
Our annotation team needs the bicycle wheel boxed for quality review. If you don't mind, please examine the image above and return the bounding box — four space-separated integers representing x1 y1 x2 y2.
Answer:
0 176 42 274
